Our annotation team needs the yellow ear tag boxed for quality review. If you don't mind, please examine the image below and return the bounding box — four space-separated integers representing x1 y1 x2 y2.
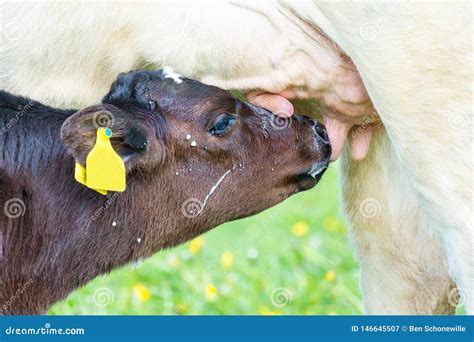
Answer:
85 128 126 192
74 162 108 195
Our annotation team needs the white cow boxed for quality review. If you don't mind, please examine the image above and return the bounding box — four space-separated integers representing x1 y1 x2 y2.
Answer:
0 1 471 314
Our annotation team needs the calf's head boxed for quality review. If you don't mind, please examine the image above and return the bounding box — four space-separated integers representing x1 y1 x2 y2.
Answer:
61 69 331 243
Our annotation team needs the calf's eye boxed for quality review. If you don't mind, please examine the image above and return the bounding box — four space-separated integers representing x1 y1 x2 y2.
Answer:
209 114 237 136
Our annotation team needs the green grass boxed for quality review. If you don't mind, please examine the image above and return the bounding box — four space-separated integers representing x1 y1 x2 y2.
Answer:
49 165 363 315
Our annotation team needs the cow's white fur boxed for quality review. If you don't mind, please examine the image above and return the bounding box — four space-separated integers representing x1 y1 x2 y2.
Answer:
0 1 472 314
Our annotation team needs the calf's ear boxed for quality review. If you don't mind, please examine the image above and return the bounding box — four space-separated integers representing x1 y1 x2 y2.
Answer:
60 104 149 167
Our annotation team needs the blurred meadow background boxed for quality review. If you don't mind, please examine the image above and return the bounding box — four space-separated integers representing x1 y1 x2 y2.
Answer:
49 164 363 315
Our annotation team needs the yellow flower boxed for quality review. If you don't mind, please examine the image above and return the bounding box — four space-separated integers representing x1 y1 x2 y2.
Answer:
325 271 336 283
205 283 218 301
258 306 281 315
168 254 180 269
323 216 347 234
133 283 151 302
189 236 204 255
291 221 309 237
323 216 339 232
221 251 234 270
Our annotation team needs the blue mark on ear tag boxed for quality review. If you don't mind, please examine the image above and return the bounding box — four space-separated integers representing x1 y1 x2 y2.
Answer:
105 128 112 138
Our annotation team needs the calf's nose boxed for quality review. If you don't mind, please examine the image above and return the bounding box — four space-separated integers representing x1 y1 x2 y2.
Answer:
296 115 330 144
312 120 329 144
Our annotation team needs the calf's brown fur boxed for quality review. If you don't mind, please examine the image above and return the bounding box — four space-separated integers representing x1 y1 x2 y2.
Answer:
0 70 330 314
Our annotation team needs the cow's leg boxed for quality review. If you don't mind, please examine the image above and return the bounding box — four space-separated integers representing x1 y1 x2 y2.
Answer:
340 131 457 314
380 114 472 314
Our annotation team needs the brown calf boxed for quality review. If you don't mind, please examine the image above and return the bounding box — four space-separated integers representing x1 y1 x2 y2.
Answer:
0 69 330 314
